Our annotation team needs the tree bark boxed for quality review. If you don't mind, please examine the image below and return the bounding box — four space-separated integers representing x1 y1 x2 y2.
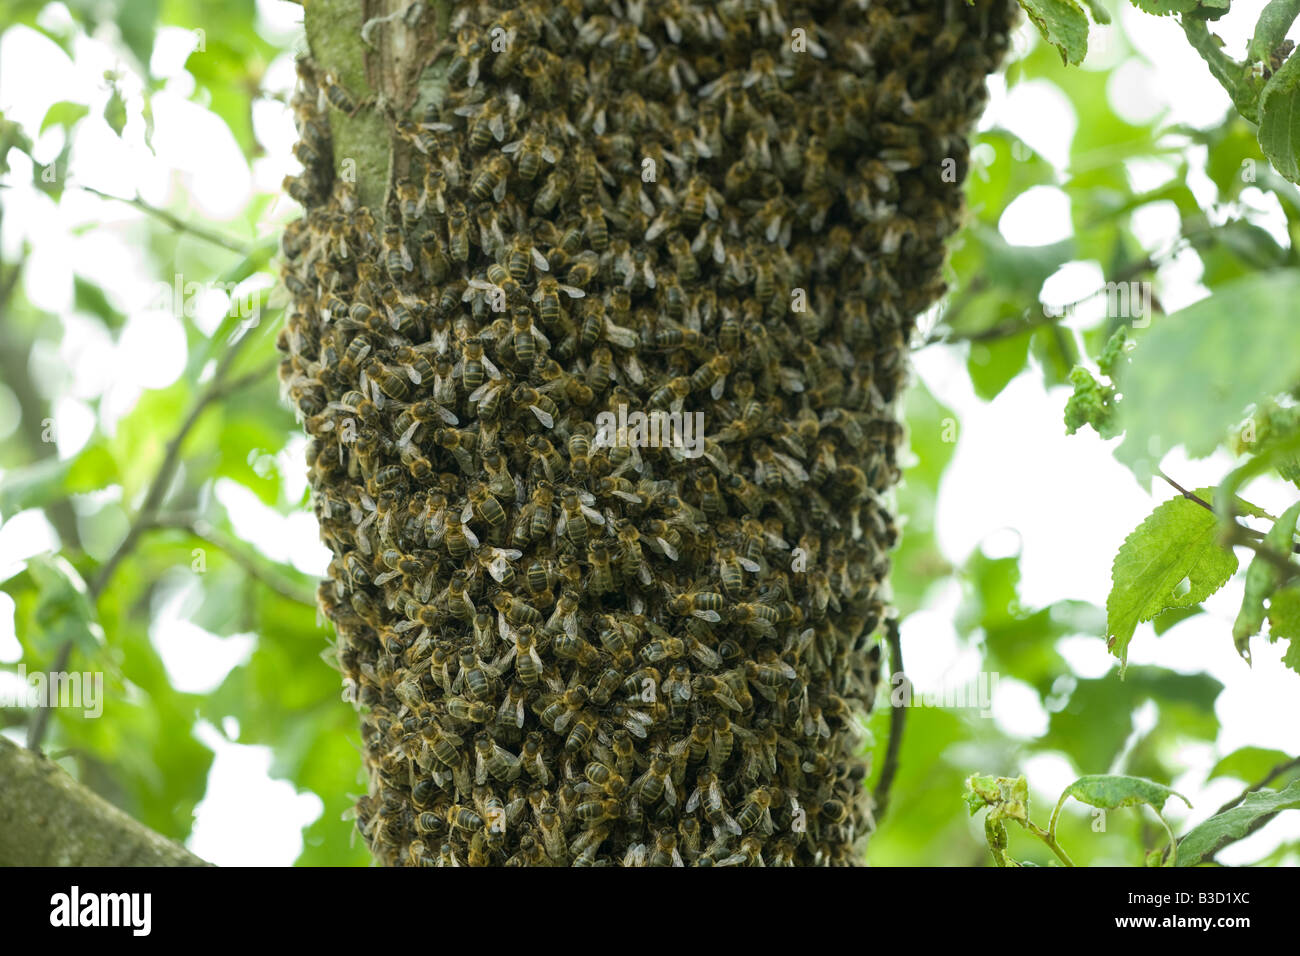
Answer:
0 737 208 866
285 0 1016 865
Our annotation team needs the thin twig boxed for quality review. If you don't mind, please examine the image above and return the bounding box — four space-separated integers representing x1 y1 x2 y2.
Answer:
0 256 84 549
1155 470 1216 514
147 514 318 608
872 618 907 822
1222 526 1300 582
77 184 251 255
27 340 266 752
1214 755 1300 816
1159 468 1268 541
923 254 1158 347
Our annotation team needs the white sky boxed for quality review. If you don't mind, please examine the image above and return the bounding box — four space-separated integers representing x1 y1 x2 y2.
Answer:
1 1 1298 864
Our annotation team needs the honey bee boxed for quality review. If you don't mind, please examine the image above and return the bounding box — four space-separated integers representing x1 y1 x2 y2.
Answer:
474 733 521 785
446 27 486 87
557 487 605 546
367 360 411 401
531 277 584 329
525 434 567 481
517 731 551 785
382 225 413 279
464 481 506 528
322 71 358 114
504 626 544 687
468 153 511 202
446 201 472 261
501 127 558 180
579 197 609 251
456 94 517 149
509 316 551 370
457 339 501 391
397 179 424 224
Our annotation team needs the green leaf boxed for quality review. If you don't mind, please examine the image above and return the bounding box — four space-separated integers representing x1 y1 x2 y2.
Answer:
1018 0 1090 65
1259 51 1300 183
1269 585 1300 638
1151 604 1203 635
1064 366 1120 438
24 554 103 658
1177 780 1300 865
74 275 127 333
1057 774 1191 813
39 101 89 134
103 87 127 137
1249 0 1300 64
1080 0 1111 23
1106 491 1239 667
1232 500 1300 657
1269 586 1300 672
1128 0 1201 14
1115 271 1300 481
0 444 119 521
1209 746 1294 783
964 773 1031 824
968 331 1032 401
115 0 160 74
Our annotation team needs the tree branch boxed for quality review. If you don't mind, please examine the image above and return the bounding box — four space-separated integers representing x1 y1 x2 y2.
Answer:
0 736 209 866
148 513 319 607
0 258 84 550
1214 754 1300 816
27 342 268 752
872 618 907 822
77 184 251 255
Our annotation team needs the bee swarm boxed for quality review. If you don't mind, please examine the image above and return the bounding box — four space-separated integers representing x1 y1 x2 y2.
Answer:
279 0 1013 866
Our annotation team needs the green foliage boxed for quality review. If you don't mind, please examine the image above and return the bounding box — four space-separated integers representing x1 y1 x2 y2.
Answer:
1114 271 1300 479
1177 780 1300 865
1232 501 1300 656
1106 491 1238 667
1018 0 1093 65
1054 774 1189 817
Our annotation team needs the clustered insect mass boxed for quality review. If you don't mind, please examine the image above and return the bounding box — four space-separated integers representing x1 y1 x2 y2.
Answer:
278 0 1014 866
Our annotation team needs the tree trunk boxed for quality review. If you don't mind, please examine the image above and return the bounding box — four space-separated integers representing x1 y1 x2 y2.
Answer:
0 737 207 866
283 0 1015 866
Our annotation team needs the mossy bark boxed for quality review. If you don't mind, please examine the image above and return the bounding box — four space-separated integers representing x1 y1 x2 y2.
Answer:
0 737 207 866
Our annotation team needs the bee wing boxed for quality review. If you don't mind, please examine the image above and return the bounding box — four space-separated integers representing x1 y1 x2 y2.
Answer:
462 522 480 548
663 776 676 807
528 405 554 429
530 248 550 272
482 355 501 380
773 451 809 482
